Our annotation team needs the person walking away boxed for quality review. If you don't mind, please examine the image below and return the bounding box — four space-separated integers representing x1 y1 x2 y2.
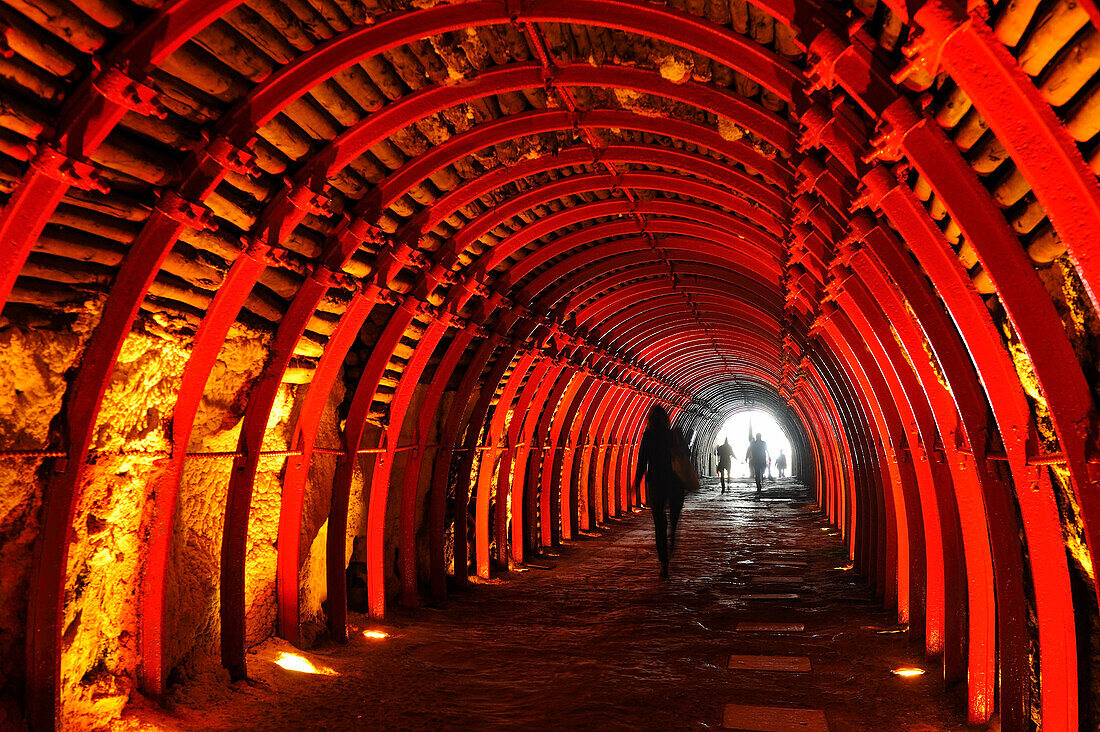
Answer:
633 405 686 578
776 449 788 479
745 433 769 495
715 438 734 495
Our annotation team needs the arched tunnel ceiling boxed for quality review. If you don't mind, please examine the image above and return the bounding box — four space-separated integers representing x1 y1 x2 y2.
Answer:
1 0 1100 729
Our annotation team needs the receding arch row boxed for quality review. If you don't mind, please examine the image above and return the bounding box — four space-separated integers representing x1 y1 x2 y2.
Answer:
314 242 805 629
94 158 798 694
8 1 1100 730
232 216 809 673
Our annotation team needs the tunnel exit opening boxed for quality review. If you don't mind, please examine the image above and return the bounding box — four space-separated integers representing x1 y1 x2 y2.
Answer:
715 410 794 480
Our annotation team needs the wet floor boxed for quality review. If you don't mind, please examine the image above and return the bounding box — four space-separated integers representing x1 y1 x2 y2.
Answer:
138 477 976 731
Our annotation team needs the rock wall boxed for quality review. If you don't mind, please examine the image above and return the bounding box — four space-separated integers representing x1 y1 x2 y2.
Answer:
61 329 190 729
0 300 102 727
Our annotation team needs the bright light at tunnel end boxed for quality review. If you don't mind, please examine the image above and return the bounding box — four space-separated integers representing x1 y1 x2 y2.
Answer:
714 409 793 474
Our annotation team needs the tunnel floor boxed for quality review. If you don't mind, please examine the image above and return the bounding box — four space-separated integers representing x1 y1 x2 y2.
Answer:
126 478 974 731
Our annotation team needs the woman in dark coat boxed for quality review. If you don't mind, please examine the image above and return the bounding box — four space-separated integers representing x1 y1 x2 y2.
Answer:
633 404 686 577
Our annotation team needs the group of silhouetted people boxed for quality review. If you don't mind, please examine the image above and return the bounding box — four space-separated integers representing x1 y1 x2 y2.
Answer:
633 406 792 576
714 435 787 494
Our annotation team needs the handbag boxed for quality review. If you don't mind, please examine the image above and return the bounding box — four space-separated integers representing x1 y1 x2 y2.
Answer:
670 430 701 493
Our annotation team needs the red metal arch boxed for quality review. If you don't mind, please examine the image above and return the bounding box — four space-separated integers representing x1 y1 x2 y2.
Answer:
416 146 787 238
160 173 791 681
826 37 1100 636
366 108 792 217
272 196 791 634
24 52 806 694
413 246 800 594
320 236 773 629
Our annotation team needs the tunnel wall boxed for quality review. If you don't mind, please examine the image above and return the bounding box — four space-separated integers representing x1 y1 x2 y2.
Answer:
0 0 1099 730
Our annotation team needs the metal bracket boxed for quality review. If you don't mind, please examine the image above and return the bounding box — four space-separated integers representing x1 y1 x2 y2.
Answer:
30 145 109 193
156 190 217 231
285 183 332 217
891 6 972 86
335 217 387 251
199 137 258 178
308 263 356 291
92 64 167 119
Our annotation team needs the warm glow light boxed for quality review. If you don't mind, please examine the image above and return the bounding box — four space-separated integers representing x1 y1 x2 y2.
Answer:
363 630 388 639
834 565 854 571
891 667 925 677
274 652 338 675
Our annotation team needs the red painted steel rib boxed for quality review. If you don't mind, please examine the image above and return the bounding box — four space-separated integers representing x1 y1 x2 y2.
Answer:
326 298 417 637
603 392 648 518
815 266 954 659
616 394 652 513
367 108 791 214
398 326 478 607
800 354 859 555
815 332 889 594
886 106 1100 632
276 290 376 644
858 169 1080 728
547 375 599 540
512 362 566 556
221 270 340 679
564 382 613 532
454 324 541 581
361 317 451 612
502 358 555 563
475 353 538 574
0 0 242 309
575 383 620 527
227 0 801 144
523 369 576 548
815 303 915 620
845 252 1015 723
893 0 1100 310
838 280 993 718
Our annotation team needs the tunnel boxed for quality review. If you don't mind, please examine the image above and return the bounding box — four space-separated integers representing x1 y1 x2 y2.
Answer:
0 0 1099 728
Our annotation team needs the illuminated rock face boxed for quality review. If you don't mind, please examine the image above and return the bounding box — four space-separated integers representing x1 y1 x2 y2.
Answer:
0 1 1097 730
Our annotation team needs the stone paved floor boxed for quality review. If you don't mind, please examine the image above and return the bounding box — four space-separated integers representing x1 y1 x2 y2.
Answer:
133 477 979 731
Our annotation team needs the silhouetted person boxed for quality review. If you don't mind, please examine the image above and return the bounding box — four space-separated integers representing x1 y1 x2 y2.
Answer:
776 450 787 479
745 433 769 494
715 438 734 494
633 405 686 578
